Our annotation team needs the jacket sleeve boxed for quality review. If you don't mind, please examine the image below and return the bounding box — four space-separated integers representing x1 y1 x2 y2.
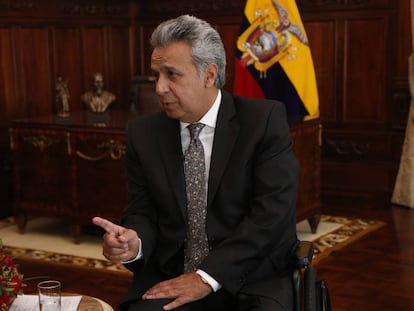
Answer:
121 120 158 265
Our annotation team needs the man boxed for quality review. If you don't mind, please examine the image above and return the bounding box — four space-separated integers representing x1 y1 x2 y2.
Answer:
93 14 299 311
81 72 116 113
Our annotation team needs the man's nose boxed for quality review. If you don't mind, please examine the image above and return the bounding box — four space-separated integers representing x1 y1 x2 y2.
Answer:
155 76 169 95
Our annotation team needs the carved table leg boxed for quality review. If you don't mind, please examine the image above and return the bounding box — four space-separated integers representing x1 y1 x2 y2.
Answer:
308 214 321 234
70 223 81 244
14 211 28 233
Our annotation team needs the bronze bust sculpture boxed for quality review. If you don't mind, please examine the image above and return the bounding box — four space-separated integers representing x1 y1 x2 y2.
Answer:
81 73 116 113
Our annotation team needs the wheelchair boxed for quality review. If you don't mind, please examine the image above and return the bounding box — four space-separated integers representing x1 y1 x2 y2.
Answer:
292 241 332 311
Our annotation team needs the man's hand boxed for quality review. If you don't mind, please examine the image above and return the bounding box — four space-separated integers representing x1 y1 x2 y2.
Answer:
92 217 140 262
142 272 212 310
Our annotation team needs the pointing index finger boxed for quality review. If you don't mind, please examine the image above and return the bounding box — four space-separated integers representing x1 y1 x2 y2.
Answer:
92 216 120 235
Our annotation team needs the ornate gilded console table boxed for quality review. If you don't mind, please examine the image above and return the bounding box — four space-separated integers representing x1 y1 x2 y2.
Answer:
9 111 132 242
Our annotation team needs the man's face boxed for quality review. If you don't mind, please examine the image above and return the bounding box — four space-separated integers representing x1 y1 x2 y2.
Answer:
93 75 104 94
151 41 214 123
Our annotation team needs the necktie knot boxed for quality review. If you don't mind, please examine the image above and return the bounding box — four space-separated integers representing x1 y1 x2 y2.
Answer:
188 123 204 140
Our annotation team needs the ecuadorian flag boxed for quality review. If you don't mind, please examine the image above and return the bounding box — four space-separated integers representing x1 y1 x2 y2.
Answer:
233 0 319 121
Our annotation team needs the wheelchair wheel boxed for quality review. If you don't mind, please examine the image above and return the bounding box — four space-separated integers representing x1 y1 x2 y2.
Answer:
304 266 317 311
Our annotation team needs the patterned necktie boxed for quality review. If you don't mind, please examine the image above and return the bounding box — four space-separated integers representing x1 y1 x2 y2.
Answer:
183 123 209 273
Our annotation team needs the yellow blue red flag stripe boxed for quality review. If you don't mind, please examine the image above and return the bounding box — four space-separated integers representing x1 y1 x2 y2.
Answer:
233 0 319 120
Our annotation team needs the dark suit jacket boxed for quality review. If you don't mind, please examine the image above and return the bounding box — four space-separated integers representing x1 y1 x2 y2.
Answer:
120 90 299 308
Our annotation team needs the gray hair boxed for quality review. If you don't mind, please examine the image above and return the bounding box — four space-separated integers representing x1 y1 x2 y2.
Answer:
150 15 226 89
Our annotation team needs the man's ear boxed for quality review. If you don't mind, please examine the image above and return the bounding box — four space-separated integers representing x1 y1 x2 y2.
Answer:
204 64 218 87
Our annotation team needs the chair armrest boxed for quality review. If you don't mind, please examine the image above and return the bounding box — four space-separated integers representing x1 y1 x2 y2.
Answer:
294 241 314 268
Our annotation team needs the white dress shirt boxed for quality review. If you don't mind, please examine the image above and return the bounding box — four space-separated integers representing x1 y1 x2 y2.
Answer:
180 91 222 292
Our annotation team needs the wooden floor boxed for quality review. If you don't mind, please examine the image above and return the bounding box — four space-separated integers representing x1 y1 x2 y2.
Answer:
17 201 414 310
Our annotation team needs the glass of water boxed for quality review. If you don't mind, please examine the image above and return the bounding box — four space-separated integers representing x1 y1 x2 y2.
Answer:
38 280 61 311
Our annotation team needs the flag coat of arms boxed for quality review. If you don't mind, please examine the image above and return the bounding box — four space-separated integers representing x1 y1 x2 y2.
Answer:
233 0 319 120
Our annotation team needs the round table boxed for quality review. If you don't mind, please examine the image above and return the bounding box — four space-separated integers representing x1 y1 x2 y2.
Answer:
75 295 114 311
10 293 114 311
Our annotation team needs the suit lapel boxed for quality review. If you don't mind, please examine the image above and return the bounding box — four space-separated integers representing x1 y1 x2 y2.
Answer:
208 91 239 206
158 117 187 219
157 92 240 217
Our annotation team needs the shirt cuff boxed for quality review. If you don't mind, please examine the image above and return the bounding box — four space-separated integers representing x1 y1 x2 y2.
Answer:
121 238 142 264
196 269 222 292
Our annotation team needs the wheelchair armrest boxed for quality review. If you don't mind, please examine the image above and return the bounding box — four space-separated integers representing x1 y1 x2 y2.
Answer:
292 241 315 311
294 241 314 268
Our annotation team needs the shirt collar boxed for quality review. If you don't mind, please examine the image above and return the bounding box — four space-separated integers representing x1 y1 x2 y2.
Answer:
180 90 222 131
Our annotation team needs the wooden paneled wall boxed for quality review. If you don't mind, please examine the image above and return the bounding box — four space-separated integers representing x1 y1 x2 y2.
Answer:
0 1 137 123
0 0 139 217
0 0 411 216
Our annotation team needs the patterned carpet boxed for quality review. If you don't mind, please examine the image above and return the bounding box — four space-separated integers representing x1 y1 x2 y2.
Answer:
2 245 130 274
299 215 385 264
0 215 385 273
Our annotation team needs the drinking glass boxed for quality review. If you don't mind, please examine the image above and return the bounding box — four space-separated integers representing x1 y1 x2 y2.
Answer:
38 280 61 311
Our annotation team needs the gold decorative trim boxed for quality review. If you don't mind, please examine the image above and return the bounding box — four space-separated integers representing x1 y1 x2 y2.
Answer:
75 140 125 161
60 3 123 15
324 138 370 155
297 0 374 6
139 0 241 15
0 0 36 10
23 135 59 151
